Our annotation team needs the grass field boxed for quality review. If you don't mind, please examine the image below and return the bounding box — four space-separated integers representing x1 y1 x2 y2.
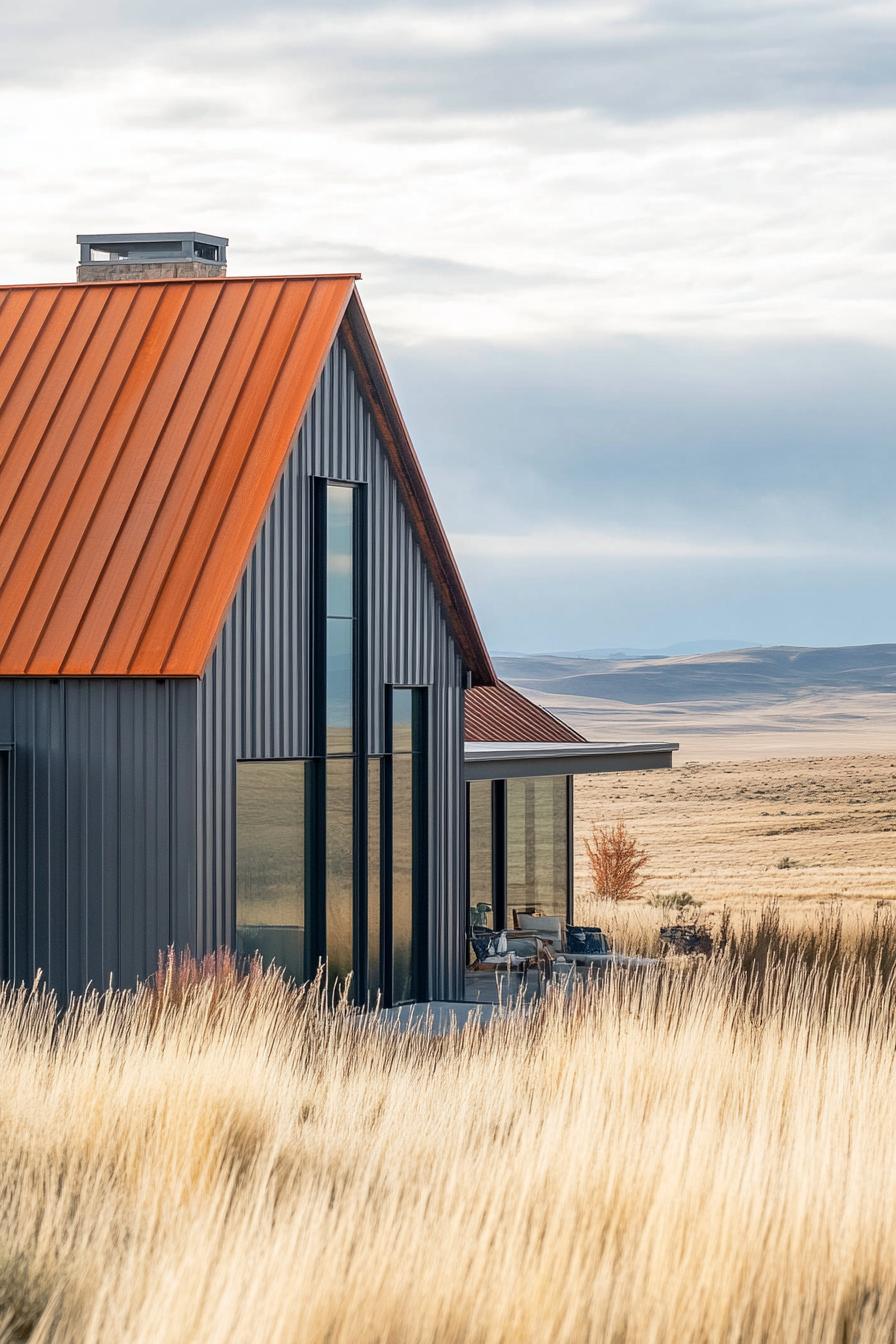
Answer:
574 752 896 916
3 926 896 1343
3 751 896 1341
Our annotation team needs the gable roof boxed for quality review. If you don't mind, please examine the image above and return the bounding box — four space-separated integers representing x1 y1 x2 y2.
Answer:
0 274 494 682
464 680 585 743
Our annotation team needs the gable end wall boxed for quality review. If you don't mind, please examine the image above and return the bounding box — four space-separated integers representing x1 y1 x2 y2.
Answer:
196 335 467 999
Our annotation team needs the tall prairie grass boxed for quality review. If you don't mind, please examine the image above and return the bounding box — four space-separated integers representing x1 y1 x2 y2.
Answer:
2 914 896 1343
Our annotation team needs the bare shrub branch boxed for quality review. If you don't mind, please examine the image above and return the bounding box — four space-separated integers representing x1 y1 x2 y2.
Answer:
584 819 649 902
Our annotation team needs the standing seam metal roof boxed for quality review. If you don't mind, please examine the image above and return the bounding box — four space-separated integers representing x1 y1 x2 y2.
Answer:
0 274 494 681
464 681 585 743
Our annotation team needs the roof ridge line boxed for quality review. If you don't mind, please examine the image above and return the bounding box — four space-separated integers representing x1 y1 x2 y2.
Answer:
0 273 363 292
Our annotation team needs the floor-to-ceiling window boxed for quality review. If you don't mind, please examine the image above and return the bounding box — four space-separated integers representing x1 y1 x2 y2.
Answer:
322 483 357 988
234 476 433 1007
506 776 568 924
467 779 493 931
0 751 9 982
467 776 571 937
236 761 306 980
389 688 427 1005
367 757 382 1000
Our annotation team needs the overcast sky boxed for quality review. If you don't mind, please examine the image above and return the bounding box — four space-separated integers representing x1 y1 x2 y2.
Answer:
2 1 895 652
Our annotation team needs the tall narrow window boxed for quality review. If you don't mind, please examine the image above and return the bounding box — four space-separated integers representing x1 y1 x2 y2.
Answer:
322 483 357 989
236 761 306 980
367 757 382 1000
467 780 494 933
389 688 426 1005
0 752 8 982
325 484 355 756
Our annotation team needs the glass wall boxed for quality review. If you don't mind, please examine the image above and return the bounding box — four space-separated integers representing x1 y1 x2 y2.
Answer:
506 776 569 924
466 776 570 938
324 484 356 989
367 758 382 1000
326 758 354 984
325 484 354 756
467 780 493 931
236 761 305 979
390 688 426 1005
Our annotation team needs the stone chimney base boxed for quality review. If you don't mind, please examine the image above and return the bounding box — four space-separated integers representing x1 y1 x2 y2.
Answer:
77 259 227 283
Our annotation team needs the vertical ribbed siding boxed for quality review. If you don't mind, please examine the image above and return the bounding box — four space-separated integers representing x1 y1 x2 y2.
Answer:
197 335 467 1000
0 677 197 998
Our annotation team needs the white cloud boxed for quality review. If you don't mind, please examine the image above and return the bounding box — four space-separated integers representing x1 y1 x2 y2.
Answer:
1 5 896 347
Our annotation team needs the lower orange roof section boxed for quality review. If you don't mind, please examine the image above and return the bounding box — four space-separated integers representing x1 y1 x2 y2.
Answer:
464 681 585 743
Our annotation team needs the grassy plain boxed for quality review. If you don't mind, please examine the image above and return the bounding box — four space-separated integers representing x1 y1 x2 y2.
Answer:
4 937 896 1343
4 702 896 1339
574 753 896 921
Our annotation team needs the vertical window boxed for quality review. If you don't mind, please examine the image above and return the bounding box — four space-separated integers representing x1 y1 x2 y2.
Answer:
325 484 355 756
325 758 354 984
322 483 358 990
505 776 568 924
236 762 306 980
0 751 8 982
390 689 426 1005
467 780 493 932
367 757 382 1000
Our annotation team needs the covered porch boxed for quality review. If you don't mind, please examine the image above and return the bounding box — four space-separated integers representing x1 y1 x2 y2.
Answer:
463 738 677 1000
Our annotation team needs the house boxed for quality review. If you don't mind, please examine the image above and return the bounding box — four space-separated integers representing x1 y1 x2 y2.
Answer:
0 231 675 1006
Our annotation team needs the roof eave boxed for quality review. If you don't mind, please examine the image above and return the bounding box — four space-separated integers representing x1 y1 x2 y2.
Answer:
464 740 679 781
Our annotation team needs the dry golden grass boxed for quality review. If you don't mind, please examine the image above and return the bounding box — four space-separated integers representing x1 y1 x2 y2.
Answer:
575 753 896 913
3 922 896 1343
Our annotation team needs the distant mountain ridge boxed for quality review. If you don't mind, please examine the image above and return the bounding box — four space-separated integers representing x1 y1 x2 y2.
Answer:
551 639 760 659
494 644 896 708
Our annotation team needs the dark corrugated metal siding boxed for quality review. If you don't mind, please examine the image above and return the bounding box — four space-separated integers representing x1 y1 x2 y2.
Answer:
197 336 467 999
0 678 197 998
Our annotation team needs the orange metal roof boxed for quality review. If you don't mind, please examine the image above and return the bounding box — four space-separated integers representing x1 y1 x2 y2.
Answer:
0 273 495 681
0 275 354 675
464 681 585 743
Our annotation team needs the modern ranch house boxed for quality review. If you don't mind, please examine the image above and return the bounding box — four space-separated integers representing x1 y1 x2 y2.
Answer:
0 232 675 1006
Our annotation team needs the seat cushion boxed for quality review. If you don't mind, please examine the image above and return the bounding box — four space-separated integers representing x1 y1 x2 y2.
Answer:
505 936 539 958
567 925 610 956
470 931 508 963
514 913 563 950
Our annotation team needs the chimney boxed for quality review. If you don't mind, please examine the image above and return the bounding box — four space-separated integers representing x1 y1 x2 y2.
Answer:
76 231 228 282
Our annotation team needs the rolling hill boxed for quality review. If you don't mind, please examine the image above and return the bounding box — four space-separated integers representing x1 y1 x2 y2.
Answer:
494 644 896 761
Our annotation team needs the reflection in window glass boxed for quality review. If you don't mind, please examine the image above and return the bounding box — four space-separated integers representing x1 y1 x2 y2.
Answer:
326 484 353 618
326 617 353 754
505 776 567 924
392 752 414 1004
391 688 413 753
468 781 493 931
326 759 354 986
368 758 381 1000
236 762 305 980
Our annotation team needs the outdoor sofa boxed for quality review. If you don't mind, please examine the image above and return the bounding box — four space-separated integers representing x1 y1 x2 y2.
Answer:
512 912 657 972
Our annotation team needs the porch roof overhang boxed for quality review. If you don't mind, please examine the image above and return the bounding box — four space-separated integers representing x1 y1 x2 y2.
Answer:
464 740 678 782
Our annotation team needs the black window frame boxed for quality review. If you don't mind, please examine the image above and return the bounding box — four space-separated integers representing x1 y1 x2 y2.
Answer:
0 747 12 983
381 686 428 1007
234 756 311 982
466 775 573 942
309 478 368 999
